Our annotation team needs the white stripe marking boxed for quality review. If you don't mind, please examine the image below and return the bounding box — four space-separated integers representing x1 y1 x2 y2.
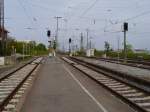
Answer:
63 65 108 112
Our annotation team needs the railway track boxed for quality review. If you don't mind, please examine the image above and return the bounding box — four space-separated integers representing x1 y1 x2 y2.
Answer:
0 57 43 111
62 56 150 112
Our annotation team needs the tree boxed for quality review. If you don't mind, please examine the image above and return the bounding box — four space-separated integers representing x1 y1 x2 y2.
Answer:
36 43 47 51
6 37 15 55
35 43 47 55
104 41 110 53
126 44 133 53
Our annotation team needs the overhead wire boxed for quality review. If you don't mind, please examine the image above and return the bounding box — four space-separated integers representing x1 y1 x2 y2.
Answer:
16 0 34 26
76 0 150 35
125 10 150 21
103 10 150 33
16 0 42 42
24 0 60 14
80 0 99 17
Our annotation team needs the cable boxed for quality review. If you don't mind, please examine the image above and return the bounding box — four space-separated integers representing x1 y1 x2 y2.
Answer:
125 10 150 21
16 0 33 25
24 0 60 14
16 0 43 43
103 10 150 32
80 0 99 17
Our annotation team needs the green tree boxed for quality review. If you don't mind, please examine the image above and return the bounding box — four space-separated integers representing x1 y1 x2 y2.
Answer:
36 43 46 51
126 44 133 53
104 41 111 53
35 43 48 55
6 37 15 55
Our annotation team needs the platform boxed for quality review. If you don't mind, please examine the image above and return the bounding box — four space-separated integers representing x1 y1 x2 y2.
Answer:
77 57 150 81
21 57 135 112
21 57 104 112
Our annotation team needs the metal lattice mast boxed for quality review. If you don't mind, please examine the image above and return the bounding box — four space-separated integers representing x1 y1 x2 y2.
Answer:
54 16 62 51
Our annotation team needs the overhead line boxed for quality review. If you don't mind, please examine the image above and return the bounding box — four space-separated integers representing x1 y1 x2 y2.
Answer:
17 0 34 25
80 0 99 17
125 10 150 21
104 10 150 32
25 1 60 14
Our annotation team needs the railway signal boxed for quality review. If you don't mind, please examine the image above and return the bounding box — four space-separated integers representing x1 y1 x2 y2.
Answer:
123 22 128 62
69 38 72 54
47 30 51 37
124 22 128 31
69 38 71 43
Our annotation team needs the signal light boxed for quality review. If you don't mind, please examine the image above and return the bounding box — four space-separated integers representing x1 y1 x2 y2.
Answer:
47 30 51 37
69 38 71 43
124 22 128 31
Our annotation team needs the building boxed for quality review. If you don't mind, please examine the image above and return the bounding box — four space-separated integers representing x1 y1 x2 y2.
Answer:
0 27 8 40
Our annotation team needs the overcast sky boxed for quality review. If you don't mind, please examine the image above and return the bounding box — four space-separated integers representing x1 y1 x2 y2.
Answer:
5 0 150 50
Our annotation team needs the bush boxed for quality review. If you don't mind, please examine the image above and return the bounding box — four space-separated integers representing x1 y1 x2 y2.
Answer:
94 50 150 60
94 49 104 57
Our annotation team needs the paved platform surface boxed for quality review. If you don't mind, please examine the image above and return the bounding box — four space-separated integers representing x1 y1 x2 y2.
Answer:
21 57 135 112
77 57 150 81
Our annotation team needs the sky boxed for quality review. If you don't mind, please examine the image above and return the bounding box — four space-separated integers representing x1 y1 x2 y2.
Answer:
4 0 150 50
